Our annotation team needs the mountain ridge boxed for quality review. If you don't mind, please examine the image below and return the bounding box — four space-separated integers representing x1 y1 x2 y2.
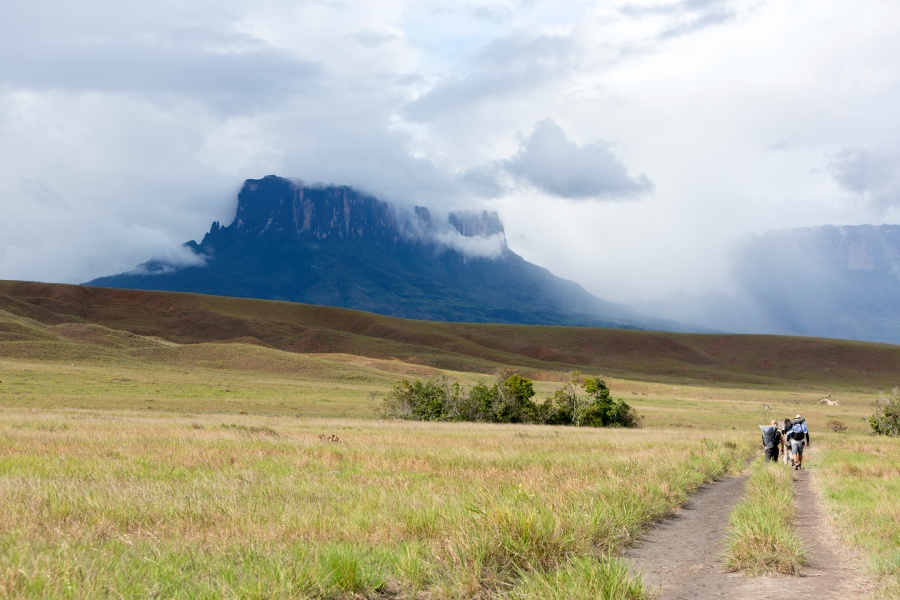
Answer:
87 175 682 331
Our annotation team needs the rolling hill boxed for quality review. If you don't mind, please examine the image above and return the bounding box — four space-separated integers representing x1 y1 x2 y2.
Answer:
2 280 898 390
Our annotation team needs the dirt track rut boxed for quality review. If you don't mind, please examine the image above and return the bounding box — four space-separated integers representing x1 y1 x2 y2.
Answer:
625 463 872 599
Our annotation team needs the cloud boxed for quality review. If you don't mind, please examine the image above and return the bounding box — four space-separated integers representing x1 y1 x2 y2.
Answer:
620 0 743 40
432 230 508 259
124 245 210 276
0 26 319 115
403 32 577 122
349 28 403 47
502 120 653 199
21 178 68 209
457 163 509 198
467 4 515 24
829 147 900 212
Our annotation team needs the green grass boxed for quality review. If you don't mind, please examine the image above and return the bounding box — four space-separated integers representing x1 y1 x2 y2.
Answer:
725 458 805 575
0 410 751 598
509 555 648 599
813 434 900 599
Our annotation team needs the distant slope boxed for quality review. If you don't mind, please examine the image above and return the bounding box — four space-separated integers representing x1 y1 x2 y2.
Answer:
85 175 685 331
2 280 899 390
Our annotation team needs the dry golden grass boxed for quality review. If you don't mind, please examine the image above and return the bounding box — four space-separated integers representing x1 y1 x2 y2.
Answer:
0 409 751 598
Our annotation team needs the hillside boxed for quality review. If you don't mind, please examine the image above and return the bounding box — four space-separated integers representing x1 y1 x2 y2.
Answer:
85 175 681 331
2 280 898 390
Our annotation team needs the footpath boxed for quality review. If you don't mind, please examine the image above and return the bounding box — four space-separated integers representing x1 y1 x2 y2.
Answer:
625 460 872 599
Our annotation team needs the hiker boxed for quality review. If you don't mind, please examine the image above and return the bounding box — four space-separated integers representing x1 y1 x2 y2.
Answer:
760 419 782 462
790 414 810 470
781 418 793 465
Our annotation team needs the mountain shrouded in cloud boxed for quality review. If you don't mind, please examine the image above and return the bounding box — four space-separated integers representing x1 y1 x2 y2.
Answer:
86 175 680 330
4 0 900 336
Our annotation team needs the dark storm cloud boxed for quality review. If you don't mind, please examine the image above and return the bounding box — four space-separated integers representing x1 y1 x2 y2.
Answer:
404 33 576 121
502 120 653 200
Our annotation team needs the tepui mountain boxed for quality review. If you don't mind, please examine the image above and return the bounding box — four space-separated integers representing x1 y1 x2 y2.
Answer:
87 175 677 330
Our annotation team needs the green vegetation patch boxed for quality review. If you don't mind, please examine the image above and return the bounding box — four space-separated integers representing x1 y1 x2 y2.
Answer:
725 458 805 575
379 372 641 428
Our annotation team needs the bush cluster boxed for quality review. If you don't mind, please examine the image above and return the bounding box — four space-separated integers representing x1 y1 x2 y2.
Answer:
378 372 641 428
869 386 900 437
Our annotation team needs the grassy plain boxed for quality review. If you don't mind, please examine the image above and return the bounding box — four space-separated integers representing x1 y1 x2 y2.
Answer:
1 409 749 598
0 350 891 598
1 282 898 597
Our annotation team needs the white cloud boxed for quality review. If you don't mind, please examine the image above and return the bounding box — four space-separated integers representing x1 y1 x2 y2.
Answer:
503 120 653 199
829 147 900 212
0 0 899 321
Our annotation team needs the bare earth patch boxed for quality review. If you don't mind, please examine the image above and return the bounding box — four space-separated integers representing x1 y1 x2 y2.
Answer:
626 465 873 599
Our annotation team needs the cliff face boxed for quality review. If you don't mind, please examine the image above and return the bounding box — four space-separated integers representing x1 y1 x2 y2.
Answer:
85 175 657 329
220 176 400 243
200 175 508 253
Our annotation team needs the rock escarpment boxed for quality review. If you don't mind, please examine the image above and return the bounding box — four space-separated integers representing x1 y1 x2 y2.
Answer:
87 175 658 329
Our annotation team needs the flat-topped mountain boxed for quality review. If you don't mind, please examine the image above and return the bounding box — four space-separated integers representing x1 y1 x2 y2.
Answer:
87 175 672 329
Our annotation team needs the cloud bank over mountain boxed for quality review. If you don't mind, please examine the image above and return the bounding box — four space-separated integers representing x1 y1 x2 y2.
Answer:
2 0 900 325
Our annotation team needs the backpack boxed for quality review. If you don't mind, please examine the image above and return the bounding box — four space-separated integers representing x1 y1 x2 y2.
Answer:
761 425 777 449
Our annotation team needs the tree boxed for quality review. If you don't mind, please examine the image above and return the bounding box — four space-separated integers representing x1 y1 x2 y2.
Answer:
379 376 457 421
870 387 900 437
467 381 500 422
496 373 537 423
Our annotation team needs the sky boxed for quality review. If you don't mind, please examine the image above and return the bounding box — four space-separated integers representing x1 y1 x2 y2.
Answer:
2 0 900 314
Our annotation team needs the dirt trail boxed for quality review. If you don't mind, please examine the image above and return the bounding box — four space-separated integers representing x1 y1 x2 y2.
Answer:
625 465 872 599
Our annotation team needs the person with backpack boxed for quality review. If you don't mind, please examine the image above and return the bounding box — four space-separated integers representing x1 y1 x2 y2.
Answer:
760 419 782 462
790 414 810 470
781 418 793 465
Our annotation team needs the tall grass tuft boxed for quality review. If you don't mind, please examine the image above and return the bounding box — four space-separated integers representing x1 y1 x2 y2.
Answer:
725 459 804 575
510 555 649 600
316 544 387 597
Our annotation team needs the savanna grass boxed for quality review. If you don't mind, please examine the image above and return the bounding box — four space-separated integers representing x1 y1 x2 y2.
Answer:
813 433 900 599
0 410 751 598
725 458 804 575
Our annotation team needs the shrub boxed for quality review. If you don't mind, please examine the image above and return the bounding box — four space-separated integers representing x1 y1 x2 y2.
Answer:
869 387 900 437
379 372 640 428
